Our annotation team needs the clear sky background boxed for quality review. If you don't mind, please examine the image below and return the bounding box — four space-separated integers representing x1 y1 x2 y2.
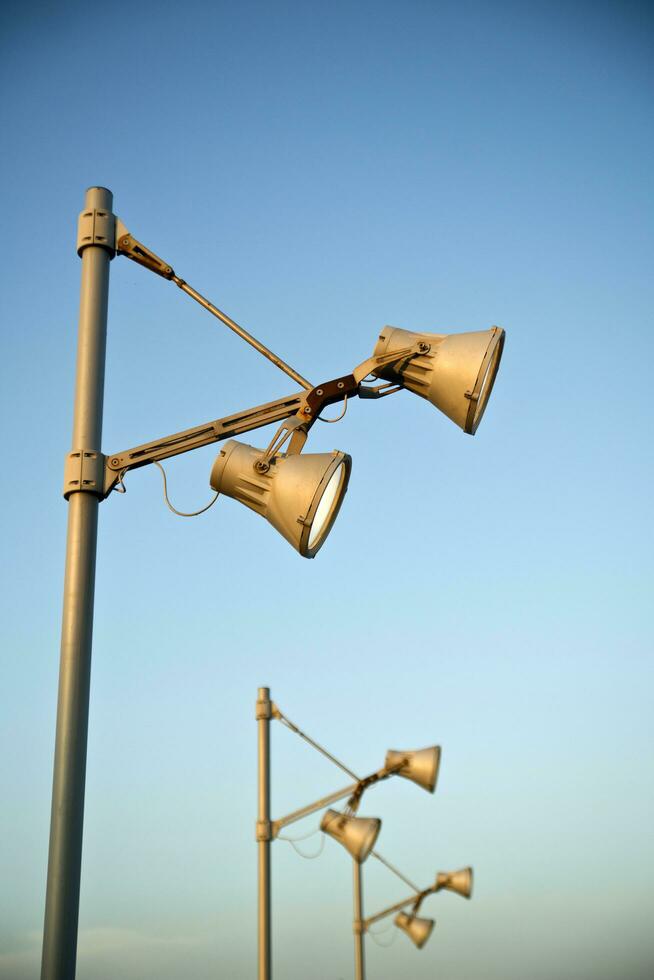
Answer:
1 1 652 978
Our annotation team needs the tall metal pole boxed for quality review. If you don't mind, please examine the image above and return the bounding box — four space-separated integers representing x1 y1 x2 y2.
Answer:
353 859 366 980
257 687 272 980
41 187 114 980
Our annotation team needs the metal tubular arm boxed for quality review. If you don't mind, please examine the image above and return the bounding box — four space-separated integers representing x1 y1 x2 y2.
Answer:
102 346 418 496
363 885 436 930
272 781 360 836
115 225 312 390
271 763 403 837
104 391 306 495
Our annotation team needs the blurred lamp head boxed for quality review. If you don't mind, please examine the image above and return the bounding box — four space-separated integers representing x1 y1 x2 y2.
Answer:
210 440 351 558
394 911 435 948
436 867 473 899
373 325 505 434
320 809 381 863
385 746 441 793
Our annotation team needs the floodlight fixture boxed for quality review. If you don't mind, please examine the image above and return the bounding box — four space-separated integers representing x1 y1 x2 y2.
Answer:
357 859 474 976
394 910 435 948
46 186 502 980
320 809 381 863
373 325 505 434
385 746 441 794
436 866 473 899
210 440 351 557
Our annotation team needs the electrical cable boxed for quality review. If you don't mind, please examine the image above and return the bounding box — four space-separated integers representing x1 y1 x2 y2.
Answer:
278 825 325 859
317 395 348 423
153 460 220 517
369 927 397 948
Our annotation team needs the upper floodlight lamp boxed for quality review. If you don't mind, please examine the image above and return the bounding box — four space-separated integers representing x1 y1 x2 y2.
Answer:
394 911 435 949
210 440 351 558
320 809 381 863
385 746 441 794
373 325 505 434
436 867 473 899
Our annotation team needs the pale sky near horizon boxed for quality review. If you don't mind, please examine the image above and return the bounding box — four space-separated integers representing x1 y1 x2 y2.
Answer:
1 2 653 979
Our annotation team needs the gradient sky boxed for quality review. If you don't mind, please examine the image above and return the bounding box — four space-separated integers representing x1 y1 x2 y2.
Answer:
1 2 653 979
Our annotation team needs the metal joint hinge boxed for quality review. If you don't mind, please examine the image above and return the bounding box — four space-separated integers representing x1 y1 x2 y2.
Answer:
63 451 106 499
256 820 273 842
115 220 175 279
77 208 116 257
353 920 365 935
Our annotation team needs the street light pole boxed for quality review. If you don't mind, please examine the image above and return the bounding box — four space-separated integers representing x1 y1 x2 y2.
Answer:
353 859 365 980
257 687 273 980
41 186 114 980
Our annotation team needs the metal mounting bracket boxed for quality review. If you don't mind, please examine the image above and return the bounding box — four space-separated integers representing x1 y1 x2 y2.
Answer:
256 820 273 842
115 220 175 279
77 208 115 257
63 450 106 499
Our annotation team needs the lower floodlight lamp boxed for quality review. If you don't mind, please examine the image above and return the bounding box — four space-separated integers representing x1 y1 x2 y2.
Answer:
372 325 505 434
394 911 435 949
210 439 351 557
320 809 381 863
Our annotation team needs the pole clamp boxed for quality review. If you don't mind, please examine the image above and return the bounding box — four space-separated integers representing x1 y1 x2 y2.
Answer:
256 820 273 841
63 450 106 499
77 208 116 257
255 699 273 720
353 920 365 935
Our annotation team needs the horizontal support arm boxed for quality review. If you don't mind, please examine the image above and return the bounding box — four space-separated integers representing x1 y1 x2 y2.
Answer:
102 343 420 497
364 885 436 929
104 390 306 495
272 763 403 837
272 780 360 837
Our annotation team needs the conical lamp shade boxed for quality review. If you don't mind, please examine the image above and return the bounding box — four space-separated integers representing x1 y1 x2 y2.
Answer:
210 440 351 558
320 809 381 863
373 325 505 434
385 747 441 793
394 911 435 949
436 867 473 898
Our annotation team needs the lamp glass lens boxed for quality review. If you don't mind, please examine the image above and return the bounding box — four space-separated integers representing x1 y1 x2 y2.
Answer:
308 462 346 548
473 333 504 430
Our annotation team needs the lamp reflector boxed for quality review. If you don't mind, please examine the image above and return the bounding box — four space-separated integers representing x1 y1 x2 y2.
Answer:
373 325 505 434
210 440 351 558
320 809 381 863
436 867 473 899
385 746 441 793
394 911 435 949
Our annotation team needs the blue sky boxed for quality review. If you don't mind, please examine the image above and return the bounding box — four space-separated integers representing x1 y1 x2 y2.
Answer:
1 1 653 978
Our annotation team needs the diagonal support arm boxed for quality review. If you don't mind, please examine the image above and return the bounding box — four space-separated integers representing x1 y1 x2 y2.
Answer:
115 224 312 390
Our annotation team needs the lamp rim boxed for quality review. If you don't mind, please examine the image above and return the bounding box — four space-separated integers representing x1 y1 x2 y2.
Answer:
299 451 352 558
465 326 505 434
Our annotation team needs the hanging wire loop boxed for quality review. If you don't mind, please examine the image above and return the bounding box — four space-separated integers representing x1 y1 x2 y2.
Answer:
153 460 220 517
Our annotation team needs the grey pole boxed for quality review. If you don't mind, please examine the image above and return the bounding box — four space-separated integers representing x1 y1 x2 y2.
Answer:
41 187 113 980
257 687 272 980
353 859 366 980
